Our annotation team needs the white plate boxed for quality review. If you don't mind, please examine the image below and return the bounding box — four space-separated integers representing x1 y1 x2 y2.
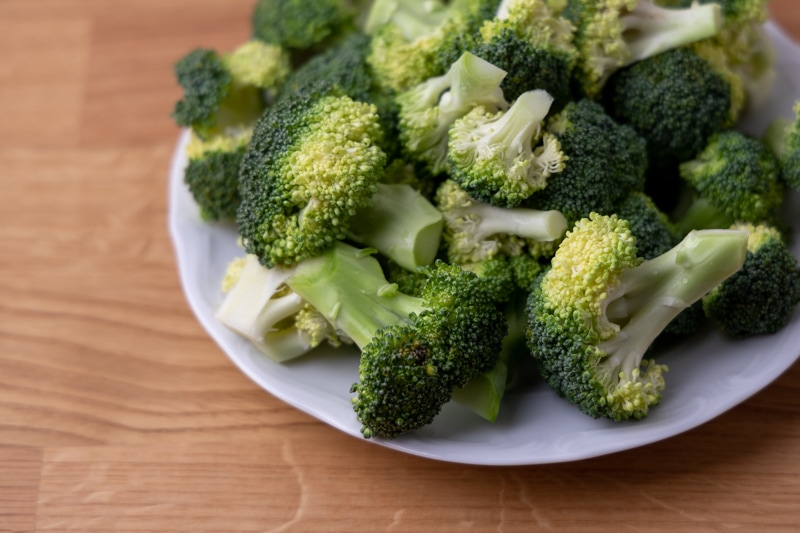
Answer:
168 22 800 465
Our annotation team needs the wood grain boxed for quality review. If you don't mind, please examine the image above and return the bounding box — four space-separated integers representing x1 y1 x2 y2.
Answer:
1 1 800 531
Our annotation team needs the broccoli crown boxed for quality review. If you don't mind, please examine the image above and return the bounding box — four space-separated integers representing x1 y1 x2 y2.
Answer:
616 191 678 260
448 90 566 208
703 223 800 338
365 0 500 94
436 180 568 264
397 52 508 176
225 40 291 91
251 0 354 51
172 47 269 139
279 242 505 438
679 130 783 224
172 49 233 134
565 0 722 97
784 103 800 190
183 130 251 221
436 0 577 106
525 98 647 224
603 46 732 168
526 213 747 420
461 255 518 304
277 32 374 103
237 86 386 267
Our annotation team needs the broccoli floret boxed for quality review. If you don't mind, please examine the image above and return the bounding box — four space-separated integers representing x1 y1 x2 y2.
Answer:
676 130 784 234
764 101 800 192
603 46 734 168
526 213 747 420
396 52 509 176
436 0 578 107
183 129 251 221
172 43 290 139
267 242 506 438
525 98 648 225
563 0 722 97
365 0 500 94
237 85 387 268
448 90 567 208
658 0 767 27
251 0 357 52
215 254 345 363
703 223 800 338
436 180 568 264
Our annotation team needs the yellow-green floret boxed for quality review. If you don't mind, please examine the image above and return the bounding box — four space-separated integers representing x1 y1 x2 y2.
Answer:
526 213 748 420
237 88 386 268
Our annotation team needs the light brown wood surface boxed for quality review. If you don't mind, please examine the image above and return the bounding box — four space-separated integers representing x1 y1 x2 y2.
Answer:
2 1 800 531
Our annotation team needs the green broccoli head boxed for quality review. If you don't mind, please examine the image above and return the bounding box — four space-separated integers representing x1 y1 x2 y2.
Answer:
397 52 508 176
525 98 647 224
237 86 387 267
436 180 568 264
271 242 505 438
448 90 567 208
603 46 733 168
678 130 784 229
251 0 355 51
616 191 678 260
436 0 578 107
183 129 252 221
764 101 800 192
526 213 747 420
565 0 722 97
703 223 800 338
172 43 289 139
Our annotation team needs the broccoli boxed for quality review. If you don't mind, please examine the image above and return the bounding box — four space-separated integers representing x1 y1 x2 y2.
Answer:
435 0 578 107
183 129 251 221
251 0 358 53
603 46 735 168
346 183 445 272
563 0 722 97
260 242 506 438
436 180 568 265
526 213 748 420
396 52 509 176
172 42 291 139
215 254 344 363
525 98 648 225
448 89 567 208
365 0 500 94
676 130 784 235
763 101 800 192
703 223 800 338
236 84 387 268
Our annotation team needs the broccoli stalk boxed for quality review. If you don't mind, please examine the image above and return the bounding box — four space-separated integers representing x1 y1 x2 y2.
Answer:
448 89 566 207
527 213 748 420
347 183 444 271
568 0 723 96
215 255 342 362
436 180 568 264
397 52 508 176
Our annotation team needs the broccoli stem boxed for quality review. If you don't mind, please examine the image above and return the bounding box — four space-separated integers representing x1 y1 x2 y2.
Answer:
622 1 723 67
286 243 426 349
474 90 554 168
677 197 734 234
465 202 568 242
599 228 748 375
347 183 444 271
215 255 314 362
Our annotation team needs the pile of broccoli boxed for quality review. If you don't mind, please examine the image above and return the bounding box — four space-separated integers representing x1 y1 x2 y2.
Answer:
172 0 800 437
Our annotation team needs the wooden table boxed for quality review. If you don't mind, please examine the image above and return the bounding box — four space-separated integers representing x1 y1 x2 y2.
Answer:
2 1 799 531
